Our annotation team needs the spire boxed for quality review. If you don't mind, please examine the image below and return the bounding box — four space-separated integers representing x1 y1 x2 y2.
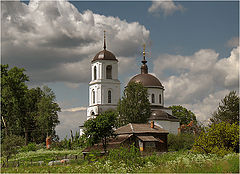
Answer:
103 30 106 50
141 44 148 74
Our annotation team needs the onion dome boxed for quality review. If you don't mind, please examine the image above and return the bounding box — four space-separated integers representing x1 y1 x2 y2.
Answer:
92 31 118 62
128 44 163 88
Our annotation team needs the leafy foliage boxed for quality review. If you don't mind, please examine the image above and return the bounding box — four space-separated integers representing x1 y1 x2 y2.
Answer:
1 64 29 138
211 91 239 124
84 111 117 151
1 64 61 144
1 135 25 161
117 82 151 126
169 105 197 125
52 131 87 150
168 133 195 151
192 121 239 156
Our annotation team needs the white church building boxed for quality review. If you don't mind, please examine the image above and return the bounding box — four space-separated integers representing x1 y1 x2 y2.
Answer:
86 32 180 134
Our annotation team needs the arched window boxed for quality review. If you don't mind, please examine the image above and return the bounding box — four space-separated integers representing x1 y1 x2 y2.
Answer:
94 66 97 80
92 90 95 104
152 94 155 103
106 65 112 79
159 94 162 104
108 90 111 103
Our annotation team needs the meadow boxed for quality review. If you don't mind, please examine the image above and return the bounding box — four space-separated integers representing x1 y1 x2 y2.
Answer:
1 148 239 173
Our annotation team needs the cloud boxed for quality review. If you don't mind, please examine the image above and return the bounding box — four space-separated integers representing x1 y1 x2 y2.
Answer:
148 0 184 16
226 37 239 48
2 0 150 84
62 106 87 112
55 110 87 140
153 46 239 122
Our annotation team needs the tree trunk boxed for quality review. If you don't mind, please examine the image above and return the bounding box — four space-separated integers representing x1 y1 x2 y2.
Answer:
24 128 28 145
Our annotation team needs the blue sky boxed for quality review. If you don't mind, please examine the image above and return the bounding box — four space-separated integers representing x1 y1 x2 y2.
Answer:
2 0 239 139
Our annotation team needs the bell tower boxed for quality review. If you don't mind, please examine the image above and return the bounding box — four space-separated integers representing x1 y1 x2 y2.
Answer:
87 31 120 119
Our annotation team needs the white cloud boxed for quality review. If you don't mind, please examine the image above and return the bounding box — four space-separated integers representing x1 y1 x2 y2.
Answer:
183 89 230 123
148 0 184 16
226 37 239 48
2 0 150 84
62 106 87 112
153 47 239 122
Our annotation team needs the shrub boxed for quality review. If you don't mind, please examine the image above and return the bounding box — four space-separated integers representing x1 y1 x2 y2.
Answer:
192 121 239 156
106 144 145 171
168 133 195 151
1 135 25 161
19 142 38 152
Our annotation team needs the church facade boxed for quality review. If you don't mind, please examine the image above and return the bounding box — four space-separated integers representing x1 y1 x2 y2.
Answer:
87 32 120 120
86 33 179 134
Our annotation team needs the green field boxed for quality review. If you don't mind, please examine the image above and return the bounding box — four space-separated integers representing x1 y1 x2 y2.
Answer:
1 149 239 173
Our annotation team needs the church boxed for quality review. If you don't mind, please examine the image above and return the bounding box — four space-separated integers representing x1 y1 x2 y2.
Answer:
86 32 179 135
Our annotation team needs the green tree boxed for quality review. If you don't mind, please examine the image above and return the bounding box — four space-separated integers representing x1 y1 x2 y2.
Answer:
210 91 239 124
192 121 239 156
34 86 61 143
169 105 197 125
1 135 25 162
1 64 29 138
117 82 151 126
84 111 117 152
1 65 61 144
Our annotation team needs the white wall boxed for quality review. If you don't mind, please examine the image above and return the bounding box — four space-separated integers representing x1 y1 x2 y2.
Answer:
149 120 179 135
147 88 164 107
88 59 120 118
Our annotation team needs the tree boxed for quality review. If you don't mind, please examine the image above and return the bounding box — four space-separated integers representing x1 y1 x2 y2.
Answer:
1 135 25 163
34 86 61 143
1 64 61 144
117 82 151 126
210 91 239 124
1 64 29 138
83 111 117 152
169 105 197 125
192 121 239 156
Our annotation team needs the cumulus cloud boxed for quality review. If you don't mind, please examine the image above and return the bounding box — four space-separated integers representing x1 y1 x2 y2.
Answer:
153 47 239 122
2 0 149 84
148 0 184 16
226 37 239 48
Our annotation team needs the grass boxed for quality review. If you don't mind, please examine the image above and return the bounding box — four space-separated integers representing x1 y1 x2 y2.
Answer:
1 149 239 173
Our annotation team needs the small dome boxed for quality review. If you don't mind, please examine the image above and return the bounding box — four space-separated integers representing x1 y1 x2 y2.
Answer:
129 73 163 88
92 49 118 62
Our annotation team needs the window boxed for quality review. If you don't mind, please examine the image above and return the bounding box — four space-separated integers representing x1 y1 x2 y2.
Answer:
159 94 162 104
94 66 97 80
92 90 95 104
108 90 111 103
151 94 155 103
106 65 112 79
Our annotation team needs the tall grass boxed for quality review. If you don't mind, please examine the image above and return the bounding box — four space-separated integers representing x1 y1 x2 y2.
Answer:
1 148 239 173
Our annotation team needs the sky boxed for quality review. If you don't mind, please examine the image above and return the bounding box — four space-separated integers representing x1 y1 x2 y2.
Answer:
1 0 239 139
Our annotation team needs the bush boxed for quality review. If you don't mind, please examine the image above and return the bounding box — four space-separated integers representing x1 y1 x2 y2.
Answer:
106 144 145 171
19 142 38 152
1 135 25 161
192 121 239 156
168 133 195 151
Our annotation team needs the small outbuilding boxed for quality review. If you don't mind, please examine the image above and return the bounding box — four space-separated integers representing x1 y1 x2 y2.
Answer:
82 122 169 156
